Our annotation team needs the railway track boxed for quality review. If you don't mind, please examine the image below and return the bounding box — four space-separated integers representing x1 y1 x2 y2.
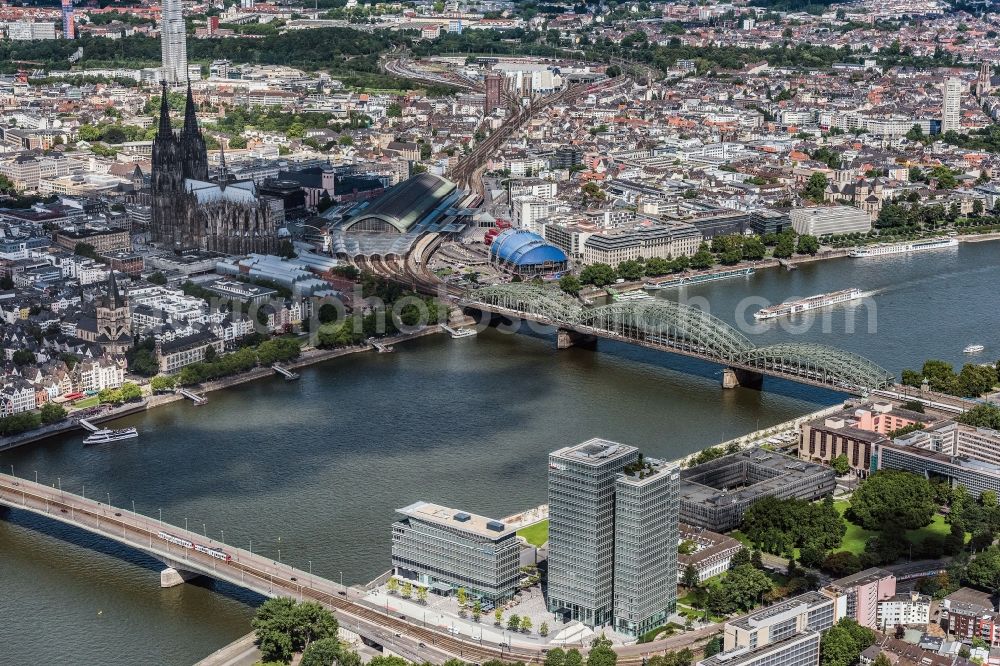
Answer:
1 477 718 665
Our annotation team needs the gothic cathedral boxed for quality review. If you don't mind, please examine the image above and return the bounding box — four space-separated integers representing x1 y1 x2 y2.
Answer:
150 82 279 255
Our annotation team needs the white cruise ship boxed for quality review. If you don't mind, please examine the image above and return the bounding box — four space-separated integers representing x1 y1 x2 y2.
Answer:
754 288 866 321
849 237 958 258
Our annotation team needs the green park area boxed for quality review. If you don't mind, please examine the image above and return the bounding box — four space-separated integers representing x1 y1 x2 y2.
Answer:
517 520 548 547
833 500 959 555
71 396 100 410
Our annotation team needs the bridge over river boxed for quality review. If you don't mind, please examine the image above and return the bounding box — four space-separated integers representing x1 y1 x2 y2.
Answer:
0 470 717 665
462 284 894 394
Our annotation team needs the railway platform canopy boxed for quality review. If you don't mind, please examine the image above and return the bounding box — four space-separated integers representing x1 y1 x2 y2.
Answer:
331 173 468 259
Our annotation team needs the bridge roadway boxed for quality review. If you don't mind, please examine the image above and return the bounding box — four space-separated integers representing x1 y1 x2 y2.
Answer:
0 471 718 664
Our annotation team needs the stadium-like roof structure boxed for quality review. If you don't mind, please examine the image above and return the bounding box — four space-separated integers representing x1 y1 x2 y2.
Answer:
489 228 568 267
342 173 457 234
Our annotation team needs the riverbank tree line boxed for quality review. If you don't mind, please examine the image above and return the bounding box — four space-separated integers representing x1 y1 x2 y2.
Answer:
900 358 1000 397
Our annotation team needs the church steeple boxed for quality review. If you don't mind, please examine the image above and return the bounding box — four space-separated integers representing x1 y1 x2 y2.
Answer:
183 80 199 134
179 79 209 181
106 269 122 310
157 80 172 138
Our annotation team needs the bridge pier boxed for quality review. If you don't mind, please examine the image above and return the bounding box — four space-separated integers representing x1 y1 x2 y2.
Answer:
557 328 597 350
722 368 764 390
160 566 201 588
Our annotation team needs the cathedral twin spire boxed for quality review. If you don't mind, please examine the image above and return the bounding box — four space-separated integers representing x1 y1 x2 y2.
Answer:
154 80 209 183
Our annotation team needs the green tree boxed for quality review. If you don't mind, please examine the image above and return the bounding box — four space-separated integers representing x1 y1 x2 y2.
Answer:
39 402 67 424
849 470 936 530
581 181 606 201
401 581 412 598
539 621 550 637
820 619 875 666
802 173 829 203
579 263 617 286
616 259 645 281
150 375 176 392
742 236 767 260
119 382 142 401
292 601 339 650
958 404 1000 430
830 454 850 476
958 363 997 397
565 649 584 666
417 586 428 604
520 615 533 633
586 638 617 666
494 608 503 626
507 613 520 631
300 638 353 666
796 234 820 255
964 546 1000 590
12 349 35 366
148 271 168 285
690 243 715 270
682 564 700 588
773 234 795 259
559 274 582 296
386 577 399 595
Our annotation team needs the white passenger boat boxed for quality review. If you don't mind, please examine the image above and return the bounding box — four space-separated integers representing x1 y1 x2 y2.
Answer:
753 288 866 321
83 427 138 446
849 237 958 258
964 344 985 354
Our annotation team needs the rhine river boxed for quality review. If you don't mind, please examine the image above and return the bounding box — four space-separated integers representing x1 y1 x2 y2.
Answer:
1 240 999 666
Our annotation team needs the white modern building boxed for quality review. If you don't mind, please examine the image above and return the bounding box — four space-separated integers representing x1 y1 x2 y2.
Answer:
790 206 871 237
942 77 963 134
160 0 189 84
877 591 931 631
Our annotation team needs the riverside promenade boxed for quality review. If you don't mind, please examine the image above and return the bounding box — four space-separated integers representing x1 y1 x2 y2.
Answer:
0 327 442 452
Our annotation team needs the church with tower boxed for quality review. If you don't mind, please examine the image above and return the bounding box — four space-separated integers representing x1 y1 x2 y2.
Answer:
75 270 133 356
150 82 279 255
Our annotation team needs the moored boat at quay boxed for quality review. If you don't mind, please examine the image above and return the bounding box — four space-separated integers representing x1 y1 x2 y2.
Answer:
849 237 958 258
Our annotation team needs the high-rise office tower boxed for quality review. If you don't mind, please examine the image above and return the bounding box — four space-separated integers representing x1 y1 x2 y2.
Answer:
941 77 963 134
61 0 74 39
485 72 503 113
160 0 188 84
613 456 680 637
548 439 639 628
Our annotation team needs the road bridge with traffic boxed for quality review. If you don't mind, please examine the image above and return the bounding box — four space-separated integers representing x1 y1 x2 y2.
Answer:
462 284 894 394
0 470 717 665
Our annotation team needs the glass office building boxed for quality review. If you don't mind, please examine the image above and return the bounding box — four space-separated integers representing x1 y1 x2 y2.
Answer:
548 439 639 627
391 501 521 601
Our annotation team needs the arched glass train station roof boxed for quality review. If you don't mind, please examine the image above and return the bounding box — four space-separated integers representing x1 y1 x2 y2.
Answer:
343 173 458 234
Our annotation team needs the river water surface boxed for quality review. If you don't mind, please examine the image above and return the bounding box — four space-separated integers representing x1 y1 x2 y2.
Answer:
1 241 998 665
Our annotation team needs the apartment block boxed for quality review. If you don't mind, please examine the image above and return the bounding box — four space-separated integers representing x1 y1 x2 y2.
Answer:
698 591 834 666
824 568 897 630
877 591 931 631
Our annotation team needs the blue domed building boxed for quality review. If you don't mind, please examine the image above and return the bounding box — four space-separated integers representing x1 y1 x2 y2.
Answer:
489 228 568 276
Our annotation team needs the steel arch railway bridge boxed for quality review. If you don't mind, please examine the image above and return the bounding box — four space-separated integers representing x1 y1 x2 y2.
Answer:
463 284 893 394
